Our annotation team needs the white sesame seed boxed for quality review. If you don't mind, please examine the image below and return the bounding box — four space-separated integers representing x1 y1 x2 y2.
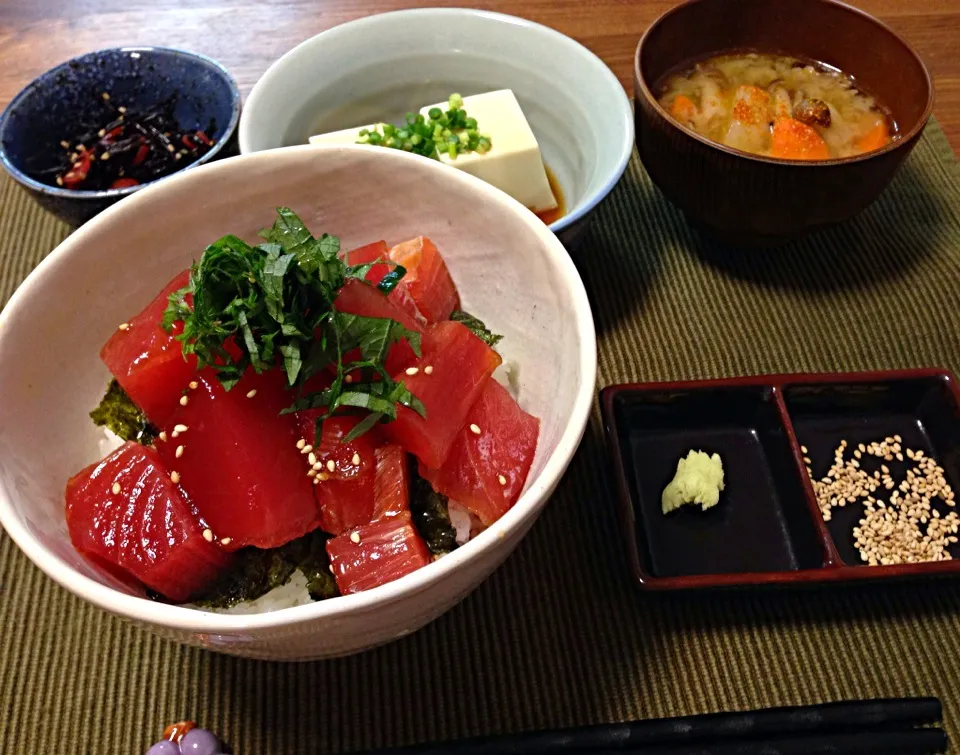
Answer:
221 537 231 546
188 380 198 390
327 460 336 472
246 389 257 399
313 477 321 485
56 176 64 186
175 445 184 459
202 528 213 542
111 482 121 495
469 424 481 435
308 470 317 477
318 473 330 481
424 365 434 375
405 367 419 376
800 445 808 454
98 129 106 137
498 474 507 486
118 106 127 114
308 452 317 466
300 445 313 455
349 532 361 544
352 453 361 466
166 143 175 153
158 431 168 442
118 322 130 331
101 92 111 101
60 140 70 149
173 424 188 434
179 395 189 406
296 439 306 449
100 152 111 161
170 470 181 484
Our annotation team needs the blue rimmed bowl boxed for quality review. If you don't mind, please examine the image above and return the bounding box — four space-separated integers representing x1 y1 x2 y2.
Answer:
238 9 634 249
0 46 241 226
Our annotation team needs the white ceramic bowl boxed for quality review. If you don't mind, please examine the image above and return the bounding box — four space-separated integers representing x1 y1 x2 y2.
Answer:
238 8 633 248
0 144 596 661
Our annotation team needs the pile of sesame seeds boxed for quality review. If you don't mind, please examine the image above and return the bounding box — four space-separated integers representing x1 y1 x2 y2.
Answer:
805 435 958 565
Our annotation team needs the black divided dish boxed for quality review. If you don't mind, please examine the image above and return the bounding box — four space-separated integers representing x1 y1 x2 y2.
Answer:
601 369 960 590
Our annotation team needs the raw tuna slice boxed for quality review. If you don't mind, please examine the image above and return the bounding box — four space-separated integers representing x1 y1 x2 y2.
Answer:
155 367 319 550
333 278 424 373
420 380 539 526
100 270 196 425
372 445 411 520
383 321 501 468
65 441 231 601
389 236 460 322
344 240 428 328
299 415 379 536
326 511 431 595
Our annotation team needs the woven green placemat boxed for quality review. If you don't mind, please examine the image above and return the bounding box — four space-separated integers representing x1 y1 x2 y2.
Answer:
4 121 960 755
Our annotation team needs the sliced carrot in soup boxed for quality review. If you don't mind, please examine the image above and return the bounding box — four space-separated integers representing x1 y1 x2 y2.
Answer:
770 117 831 161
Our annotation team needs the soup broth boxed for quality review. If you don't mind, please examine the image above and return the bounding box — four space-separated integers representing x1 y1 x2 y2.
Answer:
657 52 897 160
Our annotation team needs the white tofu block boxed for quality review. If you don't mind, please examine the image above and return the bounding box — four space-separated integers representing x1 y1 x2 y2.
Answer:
307 90 557 212
421 90 557 212
308 124 377 146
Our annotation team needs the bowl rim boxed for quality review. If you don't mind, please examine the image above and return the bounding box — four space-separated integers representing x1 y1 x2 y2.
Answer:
0 45 242 201
0 142 598 634
633 0 935 166
238 7 634 234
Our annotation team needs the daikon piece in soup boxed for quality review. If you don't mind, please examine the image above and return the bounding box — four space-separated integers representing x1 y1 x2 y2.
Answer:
656 52 897 160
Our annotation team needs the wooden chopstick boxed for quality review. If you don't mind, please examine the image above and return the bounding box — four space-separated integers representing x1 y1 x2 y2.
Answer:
366 698 944 754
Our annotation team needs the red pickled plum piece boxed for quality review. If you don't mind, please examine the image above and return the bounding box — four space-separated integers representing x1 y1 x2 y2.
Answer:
383 321 501 468
299 415 379 536
326 511 431 595
389 236 460 322
373 444 411 520
420 380 539 526
156 368 319 550
100 270 197 425
65 442 231 601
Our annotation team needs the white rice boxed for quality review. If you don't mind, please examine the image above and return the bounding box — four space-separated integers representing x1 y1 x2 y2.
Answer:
203 569 315 614
99 427 126 458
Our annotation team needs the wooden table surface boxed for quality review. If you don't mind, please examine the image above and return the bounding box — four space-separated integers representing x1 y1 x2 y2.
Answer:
0 0 958 155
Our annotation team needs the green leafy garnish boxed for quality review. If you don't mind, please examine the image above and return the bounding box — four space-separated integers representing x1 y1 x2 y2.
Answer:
90 380 158 444
162 207 425 438
411 474 458 555
193 529 338 609
450 310 503 348
357 93 492 161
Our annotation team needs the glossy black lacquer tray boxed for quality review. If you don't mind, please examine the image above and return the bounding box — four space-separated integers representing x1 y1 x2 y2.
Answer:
600 369 960 590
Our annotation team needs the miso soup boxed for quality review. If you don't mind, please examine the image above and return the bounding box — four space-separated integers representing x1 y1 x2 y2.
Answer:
657 52 897 160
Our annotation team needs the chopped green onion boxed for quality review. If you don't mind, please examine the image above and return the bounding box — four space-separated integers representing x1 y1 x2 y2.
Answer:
356 94 491 160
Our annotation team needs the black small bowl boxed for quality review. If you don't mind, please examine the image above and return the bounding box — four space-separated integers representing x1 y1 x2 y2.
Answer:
0 46 241 226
